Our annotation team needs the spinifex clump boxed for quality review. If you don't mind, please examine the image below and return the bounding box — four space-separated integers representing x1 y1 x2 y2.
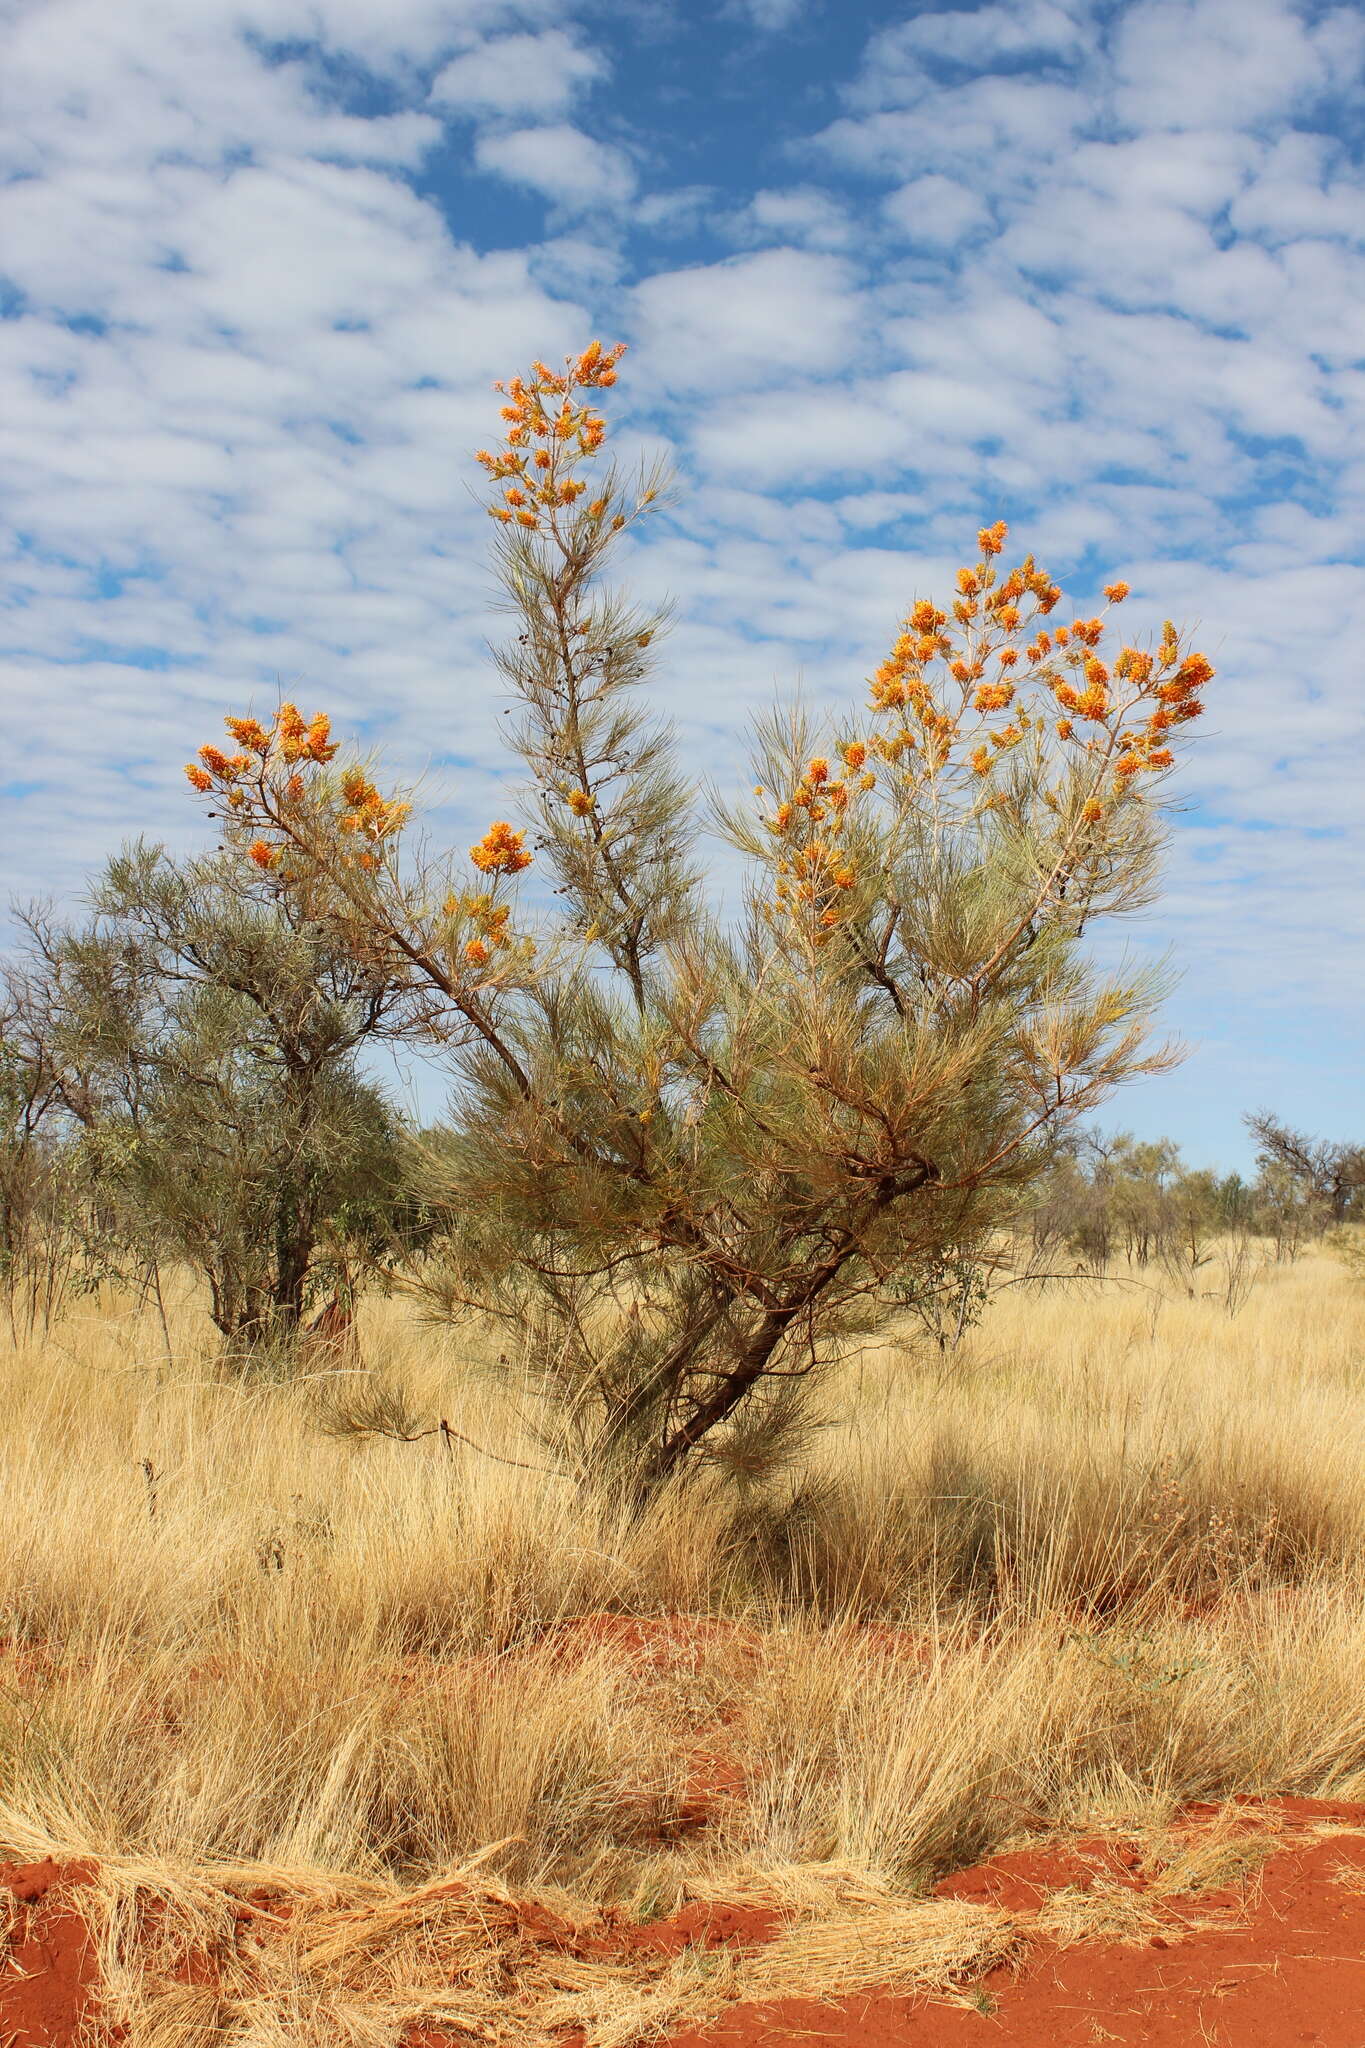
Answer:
187 343 1213 1494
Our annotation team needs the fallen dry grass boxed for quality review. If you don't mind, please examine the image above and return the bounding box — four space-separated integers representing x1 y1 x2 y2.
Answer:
1 1247 1363 2040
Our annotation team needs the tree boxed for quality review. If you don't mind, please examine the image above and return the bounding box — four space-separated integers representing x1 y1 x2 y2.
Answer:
9 843 418 1361
1245 1111 1365 1228
184 342 1215 1491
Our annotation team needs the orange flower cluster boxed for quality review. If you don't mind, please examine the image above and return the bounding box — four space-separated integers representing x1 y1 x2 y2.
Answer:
470 821 532 876
186 703 412 878
863 521 1213 803
186 703 339 798
475 342 627 535
338 765 411 843
765 753 872 939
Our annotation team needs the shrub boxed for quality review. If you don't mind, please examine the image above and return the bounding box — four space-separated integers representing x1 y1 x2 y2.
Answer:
186 343 1213 1490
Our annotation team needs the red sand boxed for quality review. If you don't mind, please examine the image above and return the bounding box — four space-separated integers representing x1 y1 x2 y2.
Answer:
0 1858 100 2048
665 1797 1365 2048
8 1804 1365 2047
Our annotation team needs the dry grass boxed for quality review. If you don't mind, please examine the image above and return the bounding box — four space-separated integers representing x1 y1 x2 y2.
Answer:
2 1248 1364 2040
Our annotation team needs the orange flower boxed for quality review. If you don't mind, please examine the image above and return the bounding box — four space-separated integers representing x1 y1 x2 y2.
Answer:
1115 648 1154 686
1103 581 1130 603
956 567 980 596
977 520 1008 556
306 714 338 764
464 938 490 967
588 498 608 518
841 740 867 770
1084 659 1109 688
185 764 212 792
1114 754 1143 779
857 770 876 791
198 744 232 777
970 746 991 775
1147 747 1174 769
1056 719 1074 740
226 716 271 755
807 757 829 785
997 647 1019 668
566 788 595 816
470 821 532 876
247 840 278 870
974 682 1015 713
1176 652 1215 689
1081 799 1103 824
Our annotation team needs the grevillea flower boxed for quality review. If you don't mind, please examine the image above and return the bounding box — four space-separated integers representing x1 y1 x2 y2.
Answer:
464 938 490 967
185 765 212 792
470 822 532 875
1103 582 1130 603
226 717 271 755
566 788 595 816
248 840 278 870
974 682 1015 713
1081 799 1103 824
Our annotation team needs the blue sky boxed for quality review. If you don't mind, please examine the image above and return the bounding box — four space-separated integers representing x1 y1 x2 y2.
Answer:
2 0 1363 1168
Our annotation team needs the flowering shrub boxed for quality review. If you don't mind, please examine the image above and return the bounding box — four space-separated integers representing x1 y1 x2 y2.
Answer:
188 345 1213 1492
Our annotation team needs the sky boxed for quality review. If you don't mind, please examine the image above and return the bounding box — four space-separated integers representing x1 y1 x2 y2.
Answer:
2 0 1363 1168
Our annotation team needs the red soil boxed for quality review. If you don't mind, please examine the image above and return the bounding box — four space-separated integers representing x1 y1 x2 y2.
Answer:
664 1796 1365 2048
0 1858 100 2048
12 1802 1365 2048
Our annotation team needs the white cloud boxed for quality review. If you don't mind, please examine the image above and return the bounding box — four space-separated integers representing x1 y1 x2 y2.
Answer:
430 29 605 118
474 122 635 210
882 174 990 249
1112 0 1365 132
630 249 862 392
726 0 806 29
735 187 852 252
846 1 1093 112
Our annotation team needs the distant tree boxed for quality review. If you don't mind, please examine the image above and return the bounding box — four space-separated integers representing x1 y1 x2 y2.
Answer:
9 843 420 1362
184 342 1217 1494
1245 1112 1365 1228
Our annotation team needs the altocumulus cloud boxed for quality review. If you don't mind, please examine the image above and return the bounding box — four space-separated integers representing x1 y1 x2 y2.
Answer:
1 0 1362 1157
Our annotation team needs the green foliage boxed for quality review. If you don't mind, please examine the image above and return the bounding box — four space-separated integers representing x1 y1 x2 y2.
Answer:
6 844 418 1362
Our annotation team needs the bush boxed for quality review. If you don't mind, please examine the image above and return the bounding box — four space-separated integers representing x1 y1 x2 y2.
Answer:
185 342 1214 1491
